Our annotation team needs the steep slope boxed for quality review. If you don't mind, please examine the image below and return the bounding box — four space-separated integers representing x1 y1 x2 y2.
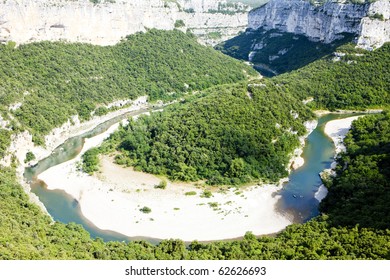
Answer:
320 112 390 229
219 0 390 75
0 29 255 145
97 82 314 185
0 0 250 46
248 0 389 49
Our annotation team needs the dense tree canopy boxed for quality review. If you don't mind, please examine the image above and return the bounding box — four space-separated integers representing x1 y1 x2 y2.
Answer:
274 43 390 110
0 29 255 144
1 29 390 260
321 112 390 229
98 82 314 185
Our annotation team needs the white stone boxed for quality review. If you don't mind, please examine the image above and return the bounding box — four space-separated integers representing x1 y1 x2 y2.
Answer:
248 0 390 50
0 0 250 46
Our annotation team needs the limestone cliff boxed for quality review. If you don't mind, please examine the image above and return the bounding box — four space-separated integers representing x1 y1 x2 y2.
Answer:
0 0 249 46
248 0 390 49
358 0 390 49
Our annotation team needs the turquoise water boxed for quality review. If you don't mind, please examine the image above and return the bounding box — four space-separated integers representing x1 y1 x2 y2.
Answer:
24 112 359 242
278 114 343 221
24 108 151 242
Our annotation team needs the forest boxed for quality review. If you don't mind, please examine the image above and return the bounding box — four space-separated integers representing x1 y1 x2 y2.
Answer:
273 43 390 110
321 112 390 229
217 28 354 75
84 43 390 186
88 82 314 185
220 34 389 110
0 29 254 145
0 27 390 259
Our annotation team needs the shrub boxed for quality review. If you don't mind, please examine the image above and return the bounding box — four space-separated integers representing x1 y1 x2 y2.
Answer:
139 206 152 214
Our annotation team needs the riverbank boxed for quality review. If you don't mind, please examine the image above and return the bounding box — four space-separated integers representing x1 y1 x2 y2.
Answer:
13 96 148 171
34 113 359 241
289 120 318 171
314 116 362 202
324 116 361 155
314 109 383 117
1 96 148 213
36 112 303 241
39 150 293 241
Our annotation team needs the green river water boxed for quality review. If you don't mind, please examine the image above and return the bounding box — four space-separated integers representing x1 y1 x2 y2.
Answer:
24 112 360 242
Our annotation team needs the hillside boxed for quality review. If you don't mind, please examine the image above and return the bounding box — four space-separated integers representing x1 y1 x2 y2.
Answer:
0 29 255 145
219 0 390 75
273 43 390 110
321 112 390 229
87 42 390 189
90 82 313 185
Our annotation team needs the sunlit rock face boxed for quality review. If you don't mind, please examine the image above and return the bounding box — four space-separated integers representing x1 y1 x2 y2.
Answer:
248 0 389 49
0 0 249 46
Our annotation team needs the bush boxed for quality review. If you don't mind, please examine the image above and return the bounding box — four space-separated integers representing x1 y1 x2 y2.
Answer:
174 20 185 28
184 191 197 196
24 151 36 163
201 190 213 198
154 179 167 189
139 206 152 214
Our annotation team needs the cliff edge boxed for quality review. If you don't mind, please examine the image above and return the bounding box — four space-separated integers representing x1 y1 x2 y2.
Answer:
248 0 389 49
0 0 250 46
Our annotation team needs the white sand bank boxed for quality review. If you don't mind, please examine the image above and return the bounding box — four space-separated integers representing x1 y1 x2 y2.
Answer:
38 123 293 241
324 116 361 154
318 116 362 202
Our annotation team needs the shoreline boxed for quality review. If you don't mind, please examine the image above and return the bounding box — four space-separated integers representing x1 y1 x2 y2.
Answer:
1 96 148 213
315 115 362 202
288 120 318 171
18 110 360 241
314 108 383 117
36 114 324 242
35 119 319 242
38 151 294 242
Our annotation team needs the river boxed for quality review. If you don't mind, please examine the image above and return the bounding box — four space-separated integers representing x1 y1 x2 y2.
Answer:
24 112 359 242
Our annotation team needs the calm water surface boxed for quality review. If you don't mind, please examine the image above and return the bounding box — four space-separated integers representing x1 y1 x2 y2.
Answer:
24 112 360 241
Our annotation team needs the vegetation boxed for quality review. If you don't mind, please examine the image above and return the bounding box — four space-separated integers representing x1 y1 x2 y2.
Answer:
0 129 11 159
24 151 36 164
227 0 268 8
154 179 167 189
0 29 254 144
369 13 385 21
208 2 248 15
139 206 152 214
185 191 197 196
320 112 390 229
81 148 100 175
102 82 313 185
272 43 390 110
1 164 390 260
217 28 354 75
206 31 222 40
0 17 389 260
174 20 185 28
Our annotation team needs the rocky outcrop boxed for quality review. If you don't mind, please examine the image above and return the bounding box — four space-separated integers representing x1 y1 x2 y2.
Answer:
0 0 249 46
248 0 390 49
358 0 390 49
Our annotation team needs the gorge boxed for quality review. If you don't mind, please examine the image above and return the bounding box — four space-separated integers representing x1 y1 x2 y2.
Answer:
0 0 389 260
